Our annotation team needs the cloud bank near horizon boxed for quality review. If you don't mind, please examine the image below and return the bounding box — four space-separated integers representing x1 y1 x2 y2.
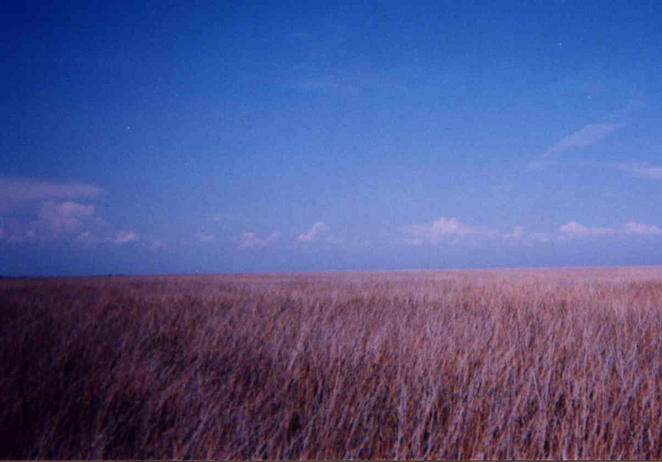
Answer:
0 177 138 246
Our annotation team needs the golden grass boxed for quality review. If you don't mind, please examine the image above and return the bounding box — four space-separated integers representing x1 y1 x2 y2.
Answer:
2 267 662 458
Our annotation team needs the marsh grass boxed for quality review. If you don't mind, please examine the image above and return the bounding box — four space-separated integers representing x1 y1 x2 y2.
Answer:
2 267 662 458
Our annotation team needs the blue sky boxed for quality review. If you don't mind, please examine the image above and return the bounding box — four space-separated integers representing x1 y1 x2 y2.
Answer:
2 0 662 276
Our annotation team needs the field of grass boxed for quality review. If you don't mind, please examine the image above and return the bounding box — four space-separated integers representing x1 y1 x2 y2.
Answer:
2 267 662 459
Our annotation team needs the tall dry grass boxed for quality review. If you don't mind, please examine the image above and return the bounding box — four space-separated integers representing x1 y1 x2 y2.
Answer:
2 267 662 459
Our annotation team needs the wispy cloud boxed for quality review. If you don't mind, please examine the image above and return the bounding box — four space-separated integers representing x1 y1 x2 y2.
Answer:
238 231 281 248
559 221 615 237
502 220 662 244
530 123 623 169
114 231 139 244
623 221 662 235
616 163 662 179
0 178 101 212
298 221 331 242
559 220 662 238
547 123 622 154
504 226 524 240
503 226 550 245
402 217 485 245
76 229 140 246
529 232 551 243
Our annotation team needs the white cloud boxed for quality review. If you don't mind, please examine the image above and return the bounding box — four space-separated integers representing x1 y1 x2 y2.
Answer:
0 200 96 243
530 123 623 169
559 221 615 237
504 226 524 239
0 179 102 242
402 217 480 245
0 181 158 247
0 178 101 212
617 164 662 180
559 220 662 238
239 232 258 248
623 221 662 235
529 232 551 243
77 229 140 245
238 231 281 248
503 226 550 245
37 201 95 233
546 123 622 155
298 221 331 242
114 231 138 244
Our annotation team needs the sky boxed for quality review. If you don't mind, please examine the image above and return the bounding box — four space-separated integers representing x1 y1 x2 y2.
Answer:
2 0 662 276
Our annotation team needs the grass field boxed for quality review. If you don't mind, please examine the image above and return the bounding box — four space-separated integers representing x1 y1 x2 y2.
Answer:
2 267 662 459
